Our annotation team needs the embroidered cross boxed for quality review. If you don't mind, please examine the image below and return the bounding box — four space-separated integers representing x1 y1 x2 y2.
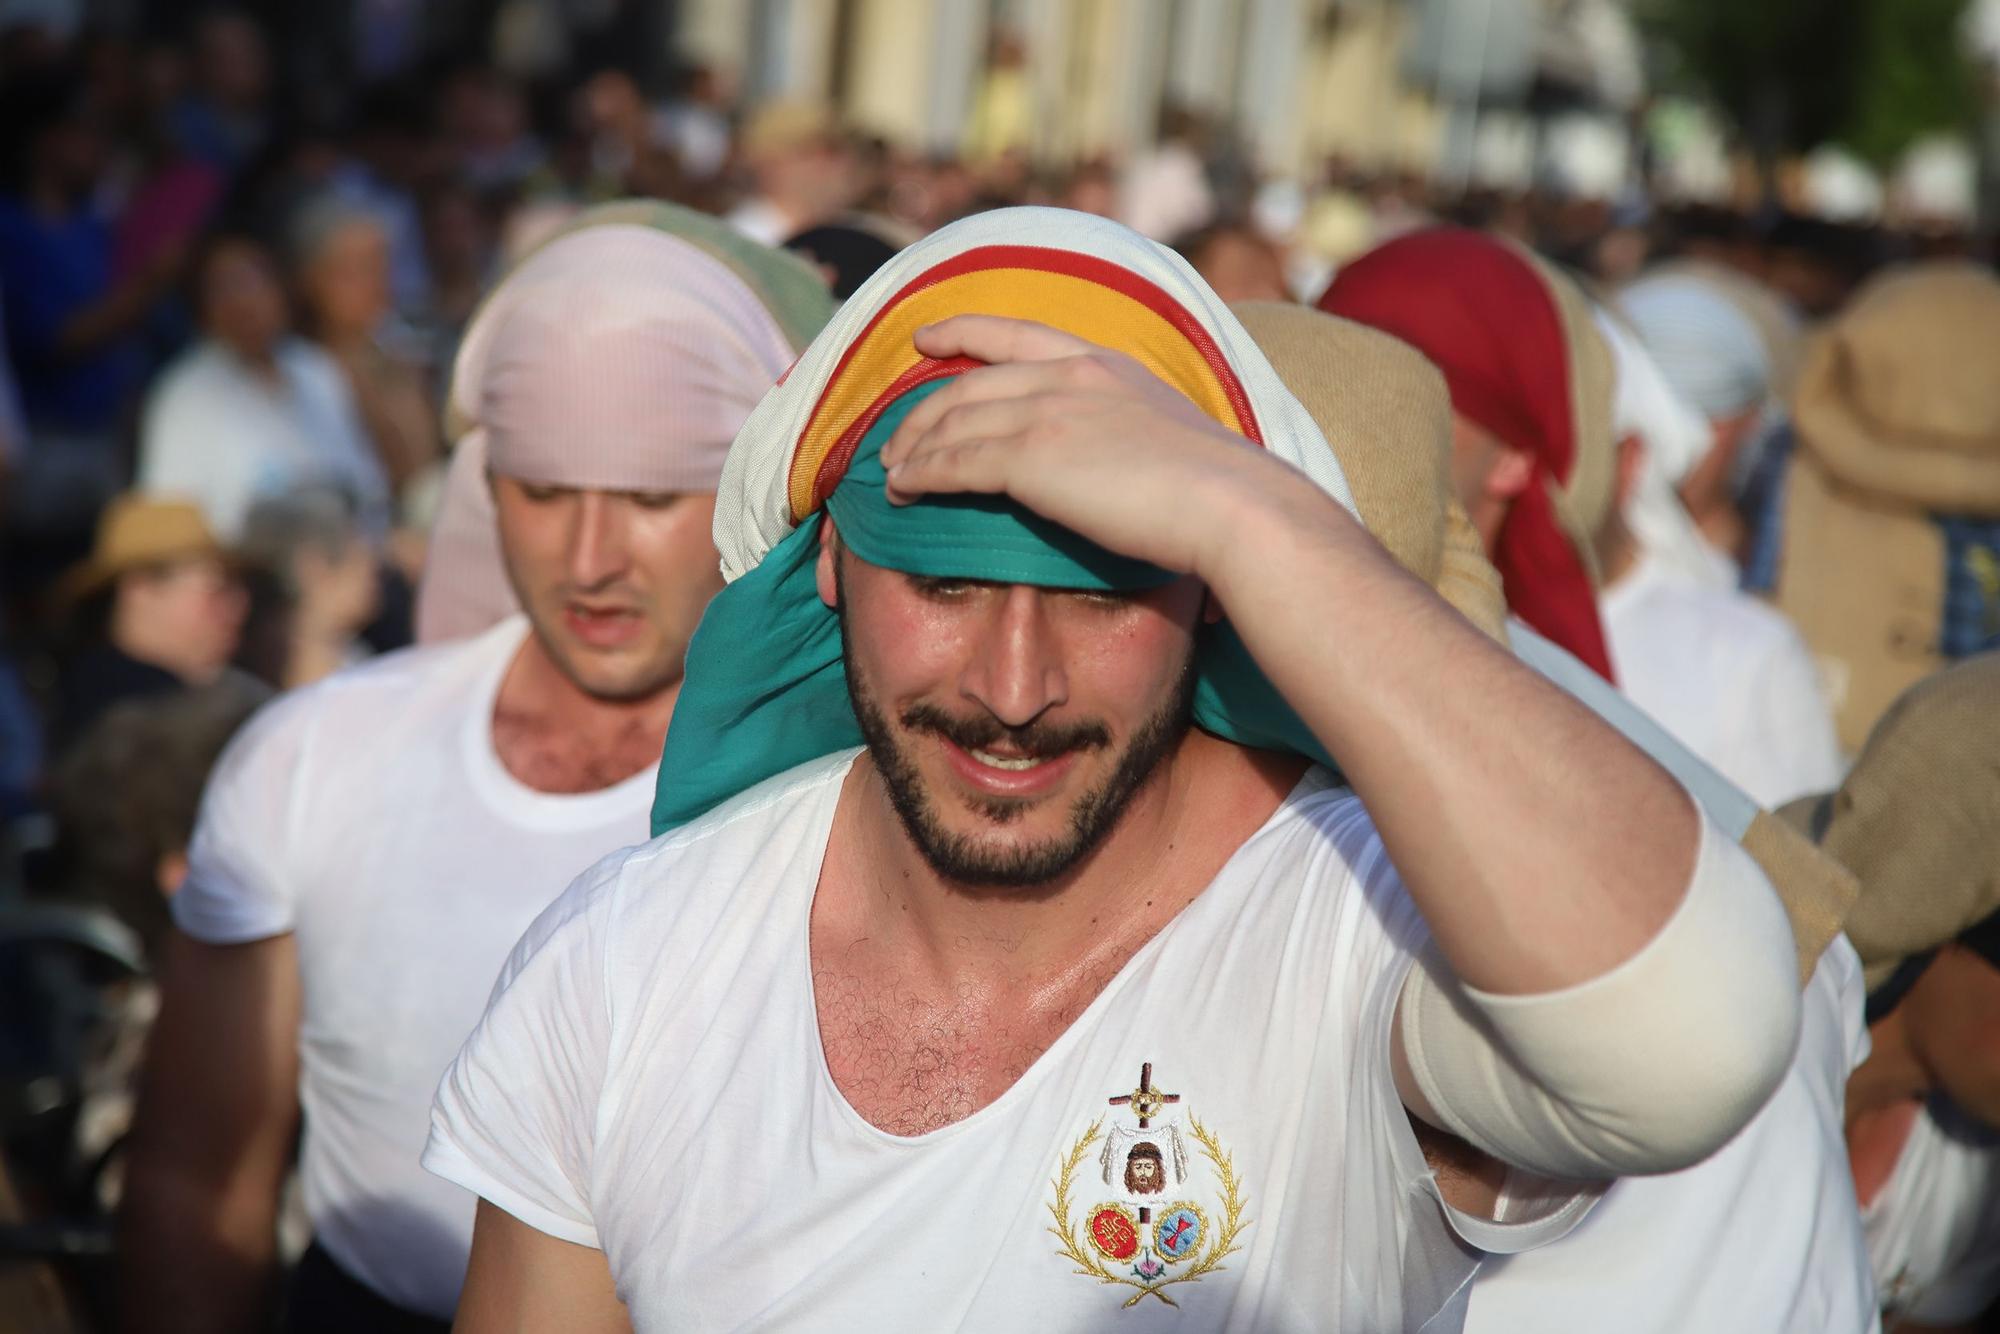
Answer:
1108 1062 1180 1129
1162 1215 1194 1250
1108 1062 1181 1224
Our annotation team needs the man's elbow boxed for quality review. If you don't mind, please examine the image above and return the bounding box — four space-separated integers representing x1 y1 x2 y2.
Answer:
1585 978 1800 1175
1405 814 1805 1181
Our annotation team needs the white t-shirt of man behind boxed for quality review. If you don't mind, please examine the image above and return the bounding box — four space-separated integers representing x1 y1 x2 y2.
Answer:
425 753 1598 1333
1863 1100 2000 1325
1465 935 1879 1333
173 615 655 1318
1600 555 1845 809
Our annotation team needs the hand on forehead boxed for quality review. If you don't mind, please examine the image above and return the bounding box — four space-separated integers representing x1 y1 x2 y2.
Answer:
866 314 1318 585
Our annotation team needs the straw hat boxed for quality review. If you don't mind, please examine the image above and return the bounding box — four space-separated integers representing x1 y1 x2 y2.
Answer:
60 495 228 602
1791 262 2000 515
1775 262 2000 750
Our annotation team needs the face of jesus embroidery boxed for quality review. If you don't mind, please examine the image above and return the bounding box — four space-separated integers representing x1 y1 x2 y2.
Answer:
1046 1062 1251 1309
1124 1143 1165 1195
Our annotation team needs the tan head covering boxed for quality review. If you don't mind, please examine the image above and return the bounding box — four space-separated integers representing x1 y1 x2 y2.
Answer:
1776 262 2000 750
1236 301 1857 985
1230 302 1507 641
1783 652 2000 993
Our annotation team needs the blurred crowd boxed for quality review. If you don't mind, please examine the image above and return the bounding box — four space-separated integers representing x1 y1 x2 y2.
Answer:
0 4 1997 1334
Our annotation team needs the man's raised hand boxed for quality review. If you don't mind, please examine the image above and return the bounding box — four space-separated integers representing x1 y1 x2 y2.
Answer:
879 315 1340 585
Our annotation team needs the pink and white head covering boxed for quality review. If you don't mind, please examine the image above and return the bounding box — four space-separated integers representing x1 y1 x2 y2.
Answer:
415 202 833 642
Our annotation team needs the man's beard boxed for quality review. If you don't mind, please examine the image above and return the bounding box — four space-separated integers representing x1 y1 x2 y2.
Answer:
836 582 1198 891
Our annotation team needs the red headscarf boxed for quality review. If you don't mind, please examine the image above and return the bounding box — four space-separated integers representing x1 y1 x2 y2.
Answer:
1317 228 1616 680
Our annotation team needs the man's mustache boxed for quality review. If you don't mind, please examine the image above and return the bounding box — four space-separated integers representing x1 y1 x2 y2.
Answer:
900 703 1111 758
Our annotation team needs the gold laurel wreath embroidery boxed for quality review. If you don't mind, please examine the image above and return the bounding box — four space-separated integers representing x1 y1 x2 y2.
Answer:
1047 1115 1251 1309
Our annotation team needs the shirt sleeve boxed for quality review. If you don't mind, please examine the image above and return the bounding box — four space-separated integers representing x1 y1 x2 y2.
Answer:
422 850 626 1249
170 691 316 944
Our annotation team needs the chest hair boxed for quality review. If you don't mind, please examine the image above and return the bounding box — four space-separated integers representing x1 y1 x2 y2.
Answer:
490 708 659 794
813 950 1130 1138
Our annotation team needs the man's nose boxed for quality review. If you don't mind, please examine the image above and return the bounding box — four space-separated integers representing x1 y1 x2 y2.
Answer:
567 492 631 589
959 585 1069 728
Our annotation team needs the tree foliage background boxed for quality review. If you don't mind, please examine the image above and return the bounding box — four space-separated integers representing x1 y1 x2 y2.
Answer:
1641 0 1981 166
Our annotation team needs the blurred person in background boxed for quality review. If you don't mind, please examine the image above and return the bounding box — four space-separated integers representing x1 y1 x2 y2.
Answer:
118 204 832 1334
648 62 732 190
108 37 225 366
238 485 381 689
437 66 543 195
52 495 246 756
782 219 900 301
1174 221 1291 304
725 99 858 246
1591 313 1842 809
1784 654 2000 1333
1759 215 1880 322
1617 271 1779 567
0 67 179 537
167 9 273 180
38 676 271 1292
1765 264 2000 755
1119 103 1214 242
1058 157 1119 220
323 83 436 319
289 195 440 501
413 181 495 389
49 676 272 956
1318 227 1620 680
574 68 682 201
137 230 389 544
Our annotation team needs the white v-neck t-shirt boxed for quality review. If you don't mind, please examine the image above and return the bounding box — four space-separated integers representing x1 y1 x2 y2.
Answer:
173 615 657 1318
425 752 1594 1333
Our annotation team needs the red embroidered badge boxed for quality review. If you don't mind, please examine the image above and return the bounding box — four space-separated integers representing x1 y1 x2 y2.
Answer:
1088 1205 1141 1261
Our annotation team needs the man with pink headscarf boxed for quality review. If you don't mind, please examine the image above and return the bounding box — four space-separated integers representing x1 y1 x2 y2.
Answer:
119 204 831 1334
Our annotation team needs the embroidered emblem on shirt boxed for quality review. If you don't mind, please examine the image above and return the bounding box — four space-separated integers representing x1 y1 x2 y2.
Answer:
1048 1062 1249 1309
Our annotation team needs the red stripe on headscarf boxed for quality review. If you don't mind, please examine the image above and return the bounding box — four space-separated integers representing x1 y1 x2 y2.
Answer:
1317 228 1615 681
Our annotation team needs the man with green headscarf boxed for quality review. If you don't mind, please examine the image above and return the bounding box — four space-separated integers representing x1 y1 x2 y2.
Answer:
428 209 1804 1333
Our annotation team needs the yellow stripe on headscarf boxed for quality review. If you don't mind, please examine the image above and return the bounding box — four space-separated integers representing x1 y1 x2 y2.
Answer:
787 263 1255 522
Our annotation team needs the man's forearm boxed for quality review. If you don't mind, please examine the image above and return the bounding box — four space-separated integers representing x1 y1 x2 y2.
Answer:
118 1167 282 1334
1205 480 1696 995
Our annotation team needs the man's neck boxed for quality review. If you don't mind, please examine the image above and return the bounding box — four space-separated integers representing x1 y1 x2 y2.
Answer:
829 730 1306 989
489 631 679 795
